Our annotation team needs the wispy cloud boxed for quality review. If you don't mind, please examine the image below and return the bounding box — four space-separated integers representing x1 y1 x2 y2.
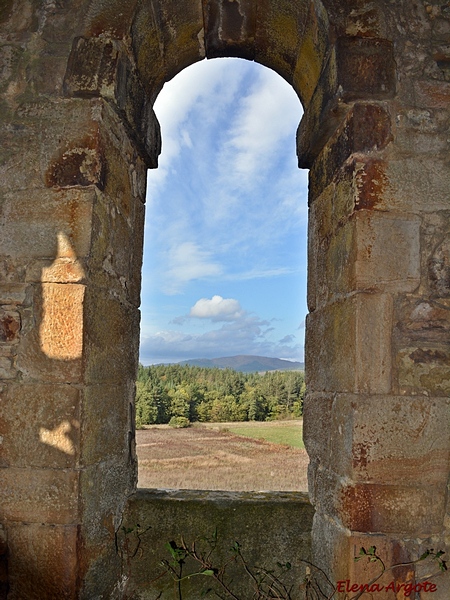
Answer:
140 58 308 363
162 242 223 295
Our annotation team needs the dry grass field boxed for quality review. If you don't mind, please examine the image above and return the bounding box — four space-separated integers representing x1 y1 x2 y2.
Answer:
136 420 308 492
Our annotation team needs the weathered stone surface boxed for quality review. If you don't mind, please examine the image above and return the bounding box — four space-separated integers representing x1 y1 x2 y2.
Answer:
1 0 450 597
298 35 395 168
64 36 161 168
313 466 446 535
335 37 396 101
306 293 392 394
0 187 95 260
308 102 393 196
203 0 256 59
131 0 204 102
0 468 79 523
395 345 450 396
354 211 421 292
302 392 333 468
16 283 84 382
395 297 450 343
0 383 80 469
293 0 329 107
429 235 450 296
82 288 140 385
122 489 313 600
80 384 133 467
0 309 20 343
6 524 78 600
328 394 450 485
339 481 447 535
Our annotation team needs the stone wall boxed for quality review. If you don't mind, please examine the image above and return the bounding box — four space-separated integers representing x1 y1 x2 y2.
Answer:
121 490 314 600
0 0 449 598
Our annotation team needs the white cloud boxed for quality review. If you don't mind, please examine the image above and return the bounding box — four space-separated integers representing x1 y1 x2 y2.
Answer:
162 242 223 295
189 295 244 321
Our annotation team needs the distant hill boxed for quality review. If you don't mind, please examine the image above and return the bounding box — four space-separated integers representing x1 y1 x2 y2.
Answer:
178 355 304 373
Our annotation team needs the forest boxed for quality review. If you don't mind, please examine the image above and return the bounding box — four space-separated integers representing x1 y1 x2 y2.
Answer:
135 363 306 428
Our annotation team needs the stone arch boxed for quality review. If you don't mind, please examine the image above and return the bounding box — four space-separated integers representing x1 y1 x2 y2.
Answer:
1 0 449 598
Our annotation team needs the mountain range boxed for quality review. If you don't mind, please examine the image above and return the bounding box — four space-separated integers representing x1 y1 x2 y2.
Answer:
178 355 304 373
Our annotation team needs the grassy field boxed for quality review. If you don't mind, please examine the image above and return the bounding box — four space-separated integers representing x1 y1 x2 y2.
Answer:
213 420 304 449
136 419 308 492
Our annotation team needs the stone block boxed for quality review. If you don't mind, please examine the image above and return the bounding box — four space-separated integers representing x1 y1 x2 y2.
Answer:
123 489 313 600
395 297 450 344
254 0 311 83
309 512 349 585
297 47 344 170
84 0 139 38
0 353 15 380
45 135 105 189
298 35 395 170
329 394 450 485
83 288 140 385
342 533 418 600
0 187 94 260
414 79 450 109
131 0 204 104
307 184 334 311
63 37 123 99
63 36 159 169
302 392 333 467
0 0 37 39
0 468 79 523
309 102 393 199
0 120 47 192
428 234 450 297
384 156 450 213
0 383 80 469
85 163 146 308
16 283 84 383
293 0 329 107
310 514 416 598
306 293 392 394
0 309 20 343
313 466 446 535
6 523 78 600
80 458 136 550
394 106 449 157
80 383 133 467
335 37 396 101
204 0 256 59
395 345 450 396
0 283 29 306
338 481 447 535
354 211 421 293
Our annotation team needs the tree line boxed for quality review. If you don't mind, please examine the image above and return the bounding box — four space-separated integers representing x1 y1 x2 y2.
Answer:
135 363 306 428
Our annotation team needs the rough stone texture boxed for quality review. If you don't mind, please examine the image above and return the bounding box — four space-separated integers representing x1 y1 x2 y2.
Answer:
306 292 393 394
6 524 78 600
0 0 449 597
122 489 314 600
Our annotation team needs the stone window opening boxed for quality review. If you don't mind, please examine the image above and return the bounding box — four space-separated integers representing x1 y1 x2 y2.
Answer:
136 57 309 493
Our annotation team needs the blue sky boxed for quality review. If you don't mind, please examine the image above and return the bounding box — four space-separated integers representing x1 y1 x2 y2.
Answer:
139 58 308 365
